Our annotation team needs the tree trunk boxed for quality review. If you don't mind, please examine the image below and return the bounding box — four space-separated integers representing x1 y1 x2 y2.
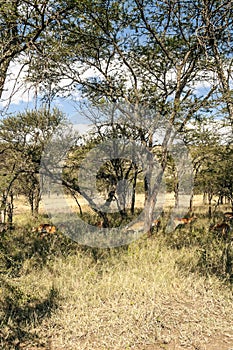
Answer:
7 192 14 226
1 192 7 224
144 170 163 236
130 169 138 215
0 58 11 99
174 181 179 208
203 192 207 205
208 192 213 219
189 190 194 213
34 184 41 216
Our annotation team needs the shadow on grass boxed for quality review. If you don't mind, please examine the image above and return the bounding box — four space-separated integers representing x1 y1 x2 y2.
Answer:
161 222 233 285
0 226 78 277
0 222 131 277
0 279 59 349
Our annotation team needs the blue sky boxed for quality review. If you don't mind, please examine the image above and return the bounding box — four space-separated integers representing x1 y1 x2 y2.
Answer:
5 99 92 135
0 60 92 134
0 59 230 134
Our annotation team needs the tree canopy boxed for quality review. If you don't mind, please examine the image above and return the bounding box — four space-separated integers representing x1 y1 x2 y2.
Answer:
1 0 233 229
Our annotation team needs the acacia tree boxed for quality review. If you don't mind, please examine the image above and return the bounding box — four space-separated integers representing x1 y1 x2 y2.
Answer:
0 107 66 220
194 145 233 218
195 0 233 127
0 0 77 104
17 0 232 230
184 116 233 217
62 124 140 227
183 117 223 214
0 144 18 224
214 147 233 211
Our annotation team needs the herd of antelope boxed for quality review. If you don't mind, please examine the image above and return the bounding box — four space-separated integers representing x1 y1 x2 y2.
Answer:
173 212 233 239
31 211 233 240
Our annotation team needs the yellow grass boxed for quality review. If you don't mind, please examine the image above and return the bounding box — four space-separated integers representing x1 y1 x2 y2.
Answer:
1 194 232 350
1 236 233 350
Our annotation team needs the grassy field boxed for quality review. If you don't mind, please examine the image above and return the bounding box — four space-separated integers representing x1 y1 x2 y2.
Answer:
0 195 233 350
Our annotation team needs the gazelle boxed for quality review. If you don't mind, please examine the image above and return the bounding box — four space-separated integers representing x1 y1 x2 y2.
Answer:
97 220 104 228
174 216 197 228
32 223 57 237
223 212 233 221
210 222 230 240
125 218 161 237
151 219 161 231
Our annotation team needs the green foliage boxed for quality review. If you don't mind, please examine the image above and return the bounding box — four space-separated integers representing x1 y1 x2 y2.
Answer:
23 1 233 136
0 0 77 98
0 108 68 218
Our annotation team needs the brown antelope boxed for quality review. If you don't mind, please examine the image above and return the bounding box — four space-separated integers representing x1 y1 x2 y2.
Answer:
174 216 197 228
125 221 144 231
32 224 57 237
223 212 233 221
146 219 161 237
97 220 104 228
125 219 160 230
210 222 230 240
125 218 161 237
151 219 161 231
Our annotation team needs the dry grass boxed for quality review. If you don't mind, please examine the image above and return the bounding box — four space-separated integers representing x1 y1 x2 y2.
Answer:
1 195 233 350
1 232 233 350
42 245 233 350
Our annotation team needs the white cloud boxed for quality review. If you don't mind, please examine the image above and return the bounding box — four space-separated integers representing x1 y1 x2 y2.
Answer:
0 60 34 107
0 60 101 110
1 56 230 113
73 123 93 135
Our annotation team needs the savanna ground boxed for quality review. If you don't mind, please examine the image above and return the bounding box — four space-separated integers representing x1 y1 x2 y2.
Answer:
0 194 233 350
